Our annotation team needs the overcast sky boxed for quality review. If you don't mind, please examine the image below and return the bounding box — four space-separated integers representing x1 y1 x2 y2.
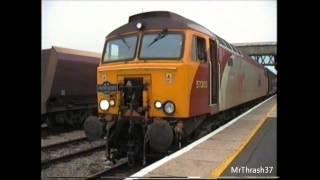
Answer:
42 0 277 73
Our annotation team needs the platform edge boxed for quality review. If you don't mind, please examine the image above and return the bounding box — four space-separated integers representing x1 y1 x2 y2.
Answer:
210 104 276 179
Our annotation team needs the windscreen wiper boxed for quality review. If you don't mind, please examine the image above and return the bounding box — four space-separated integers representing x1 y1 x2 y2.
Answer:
147 28 168 48
119 35 130 49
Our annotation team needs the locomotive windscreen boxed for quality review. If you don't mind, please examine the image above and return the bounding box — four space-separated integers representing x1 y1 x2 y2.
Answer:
139 33 183 59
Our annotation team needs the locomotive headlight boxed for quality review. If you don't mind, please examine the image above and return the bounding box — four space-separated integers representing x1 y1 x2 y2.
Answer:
154 101 162 109
136 22 143 30
99 99 109 111
109 99 115 107
163 101 175 115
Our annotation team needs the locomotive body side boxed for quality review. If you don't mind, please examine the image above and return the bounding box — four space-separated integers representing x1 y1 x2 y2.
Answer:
218 50 268 111
267 69 277 95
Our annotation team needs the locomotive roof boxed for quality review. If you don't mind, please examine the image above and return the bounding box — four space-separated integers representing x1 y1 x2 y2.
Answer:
107 11 236 56
106 11 265 70
107 11 217 38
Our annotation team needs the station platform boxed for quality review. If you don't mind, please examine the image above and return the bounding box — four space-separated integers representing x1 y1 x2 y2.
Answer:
129 95 277 179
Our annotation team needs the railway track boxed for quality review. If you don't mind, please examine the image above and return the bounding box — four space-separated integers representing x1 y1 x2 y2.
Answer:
41 137 105 168
41 121 85 139
85 158 129 180
41 136 87 151
41 150 132 179
41 129 86 148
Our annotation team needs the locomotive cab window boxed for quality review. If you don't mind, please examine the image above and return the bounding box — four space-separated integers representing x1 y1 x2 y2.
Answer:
193 36 207 63
139 32 183 59
103 35 138 63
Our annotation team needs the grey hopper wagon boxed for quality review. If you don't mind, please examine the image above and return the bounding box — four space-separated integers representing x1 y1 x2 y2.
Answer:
41 46 100 128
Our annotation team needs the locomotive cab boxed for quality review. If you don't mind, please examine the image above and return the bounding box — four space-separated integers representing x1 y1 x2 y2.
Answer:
84 11 222 166
98 29 187 118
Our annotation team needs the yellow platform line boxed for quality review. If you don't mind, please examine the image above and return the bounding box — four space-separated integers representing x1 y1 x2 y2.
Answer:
210 104 277 179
